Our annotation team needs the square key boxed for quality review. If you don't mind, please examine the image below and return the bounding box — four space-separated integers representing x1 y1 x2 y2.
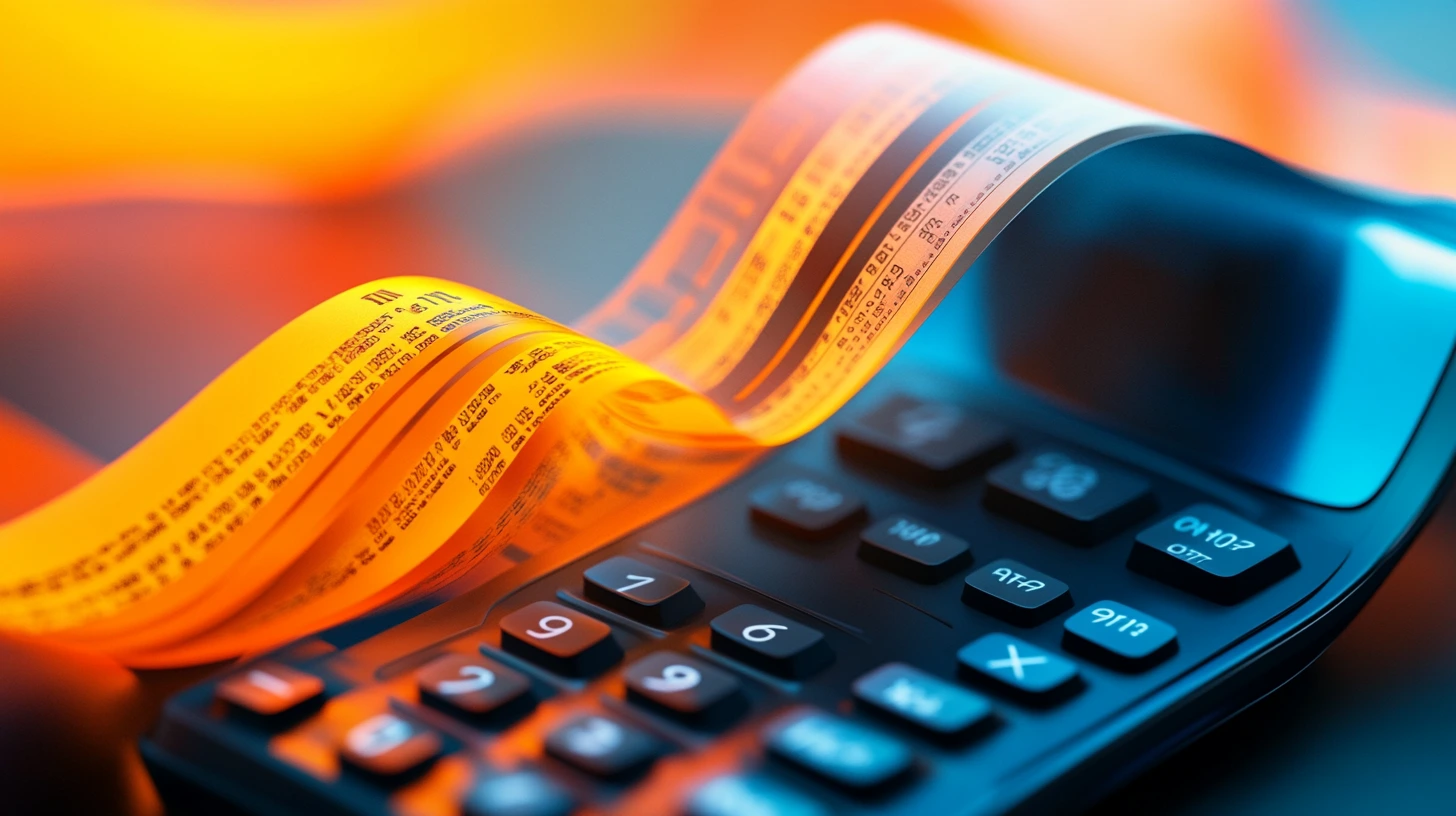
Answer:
858 515 972 583
583 556 703 627
957 633 1081 703
1128 504 1299 603
836 395 1012 484
749 475 866 540
961 558 1072 626
710 604 833 679
464 770 576 816
544 713 661 779
623 651 744 726
688 773 828 816
500 601 621 677
765 707 913 791
215 662 325 718
416 653 532 719
984 450 1155 543
1063 601 1178 671
852 662 993 738
340 713 442 779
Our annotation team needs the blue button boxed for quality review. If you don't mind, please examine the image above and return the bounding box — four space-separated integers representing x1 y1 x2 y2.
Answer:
463 769 575 816
1062 601 1177 671
765 708 913 791
688 773 828 816
853 663 993 737
957 633 1081 702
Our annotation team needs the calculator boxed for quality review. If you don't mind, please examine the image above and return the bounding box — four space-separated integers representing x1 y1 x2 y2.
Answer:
142 169 1456 815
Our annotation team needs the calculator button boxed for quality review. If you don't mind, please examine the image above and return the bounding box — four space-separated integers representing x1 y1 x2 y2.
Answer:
688 773 828 816
582 555 703 627
836 395 1012 484
623 651 744 726
1062 600 1178 671
463 770 576 816
500 601 621 677
984 450 1155 542
215 662 324 718
710 604 833 678
961 558 1072 626
852 663 993 738
544 713 660 779
765 707 914 791
957 633 1081 702
858 515 971 583
1128 504 1299 603
416 653 532 719
749 476 866 540
339 713 442 779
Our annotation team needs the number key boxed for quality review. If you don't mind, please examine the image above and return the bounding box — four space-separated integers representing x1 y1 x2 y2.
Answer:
1062 600 1178 671
623 651 744 726
709 604 833 678
582 556 703 627
500 601 622 677
750 475 866 540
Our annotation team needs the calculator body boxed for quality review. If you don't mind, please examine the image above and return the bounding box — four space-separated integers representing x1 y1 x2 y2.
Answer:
143 144 1456 815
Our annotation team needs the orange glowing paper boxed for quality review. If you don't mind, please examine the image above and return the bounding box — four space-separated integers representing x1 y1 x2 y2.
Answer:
3 20 1442 668
0 26 1206 665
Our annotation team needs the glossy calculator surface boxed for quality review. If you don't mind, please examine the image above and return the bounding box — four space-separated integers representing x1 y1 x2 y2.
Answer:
145 361 1455 815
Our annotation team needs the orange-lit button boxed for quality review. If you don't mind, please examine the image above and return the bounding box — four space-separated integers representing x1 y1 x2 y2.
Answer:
340 713 442 779
215 662 324 717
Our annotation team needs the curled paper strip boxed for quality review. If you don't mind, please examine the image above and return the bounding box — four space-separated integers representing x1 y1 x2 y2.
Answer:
0 26 1203 665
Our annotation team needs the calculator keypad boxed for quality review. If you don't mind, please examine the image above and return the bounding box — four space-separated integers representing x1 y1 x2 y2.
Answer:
153 393 1340 816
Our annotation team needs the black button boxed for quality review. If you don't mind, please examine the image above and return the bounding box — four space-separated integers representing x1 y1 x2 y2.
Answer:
339 713 442 780
709 604 833 678
416 653 532 720
582 556 703 627
749 475 866 540
623 651 744 727
853 663 993 738
957 633 1081 704
215 662 324 719
961 558 1072 626
499 601 621 677
1062 600 1178 671
688 773 828 816
836 395 1012 484
765 707 913 791
1128 504 1299 603
463 770 576 816
984 450 1155 543
544 713 661 779
858 515 971 583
